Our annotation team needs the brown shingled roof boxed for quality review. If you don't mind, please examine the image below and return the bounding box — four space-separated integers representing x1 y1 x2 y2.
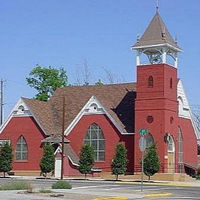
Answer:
41 134 69 143
64 143 79 166
22 97 54 135
23 82 136 136
132 12 182 52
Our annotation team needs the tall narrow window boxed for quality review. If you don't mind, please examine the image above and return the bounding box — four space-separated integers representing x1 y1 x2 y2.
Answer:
84 123 105 161
16 136 28 161
148 76 154 87
170 78 173 89
167 135 175 153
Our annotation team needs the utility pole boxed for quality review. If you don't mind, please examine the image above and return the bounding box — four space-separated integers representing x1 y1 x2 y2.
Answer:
61 96 65 180
0 79 5 125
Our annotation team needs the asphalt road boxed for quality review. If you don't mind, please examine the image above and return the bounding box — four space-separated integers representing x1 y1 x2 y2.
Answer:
0 177 200 199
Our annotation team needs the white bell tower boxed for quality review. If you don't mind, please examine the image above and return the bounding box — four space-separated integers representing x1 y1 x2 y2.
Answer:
132 11 182 68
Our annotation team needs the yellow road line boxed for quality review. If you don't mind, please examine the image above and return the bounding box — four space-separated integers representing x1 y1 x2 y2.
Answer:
145 193 172 198
93 197 127 200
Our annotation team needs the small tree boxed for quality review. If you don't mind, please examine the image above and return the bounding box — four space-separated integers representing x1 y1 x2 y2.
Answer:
143 143 160 182
78 144 94 179
40 144 55 177
196 167 200 180
0 142 13 177
111 143 128 180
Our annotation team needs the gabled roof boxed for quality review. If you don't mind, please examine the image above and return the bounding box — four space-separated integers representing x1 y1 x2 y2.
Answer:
132 12 182 52
22 98 55 135
22 83 137 135
64 143 79 166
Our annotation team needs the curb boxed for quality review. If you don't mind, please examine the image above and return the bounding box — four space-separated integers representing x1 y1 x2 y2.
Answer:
117 181 200 188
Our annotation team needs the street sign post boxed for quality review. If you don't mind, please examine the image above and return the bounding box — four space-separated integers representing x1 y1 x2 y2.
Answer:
138 129 148 192
139 137 147 152
139 137 147 192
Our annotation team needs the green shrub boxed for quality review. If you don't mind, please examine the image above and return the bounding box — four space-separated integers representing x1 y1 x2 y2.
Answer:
196 167 200 179
52 180 72 189
0 181 32 190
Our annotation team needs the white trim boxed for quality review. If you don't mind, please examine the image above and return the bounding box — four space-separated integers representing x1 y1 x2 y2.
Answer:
68 156 79 167
177 79 200 140
54 145 62 155
54 145 79 166
132 43 182 52
177 80 190 119
136 50 140 66
65 96 123 135
0 98 47 135
0 98 30 134
121 132 135 135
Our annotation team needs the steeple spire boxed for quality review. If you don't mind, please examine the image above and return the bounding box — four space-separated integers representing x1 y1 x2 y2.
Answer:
156 0 159 12
131 11 182 67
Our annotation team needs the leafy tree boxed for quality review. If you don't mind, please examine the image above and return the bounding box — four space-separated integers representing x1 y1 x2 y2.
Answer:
0 142 13 177
78 144 94 179
40 144 55 177
143 143 160 182
26 65 68 101
111 143 128 180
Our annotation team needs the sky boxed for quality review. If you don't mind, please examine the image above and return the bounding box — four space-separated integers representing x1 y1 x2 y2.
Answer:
1 0 200 120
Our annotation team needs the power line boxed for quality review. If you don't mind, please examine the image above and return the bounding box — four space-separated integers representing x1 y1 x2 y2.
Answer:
0 79 6 125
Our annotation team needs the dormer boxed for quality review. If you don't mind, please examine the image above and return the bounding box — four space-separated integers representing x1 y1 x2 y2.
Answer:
84 96 105 115
12 99 31 116
131 11 182 68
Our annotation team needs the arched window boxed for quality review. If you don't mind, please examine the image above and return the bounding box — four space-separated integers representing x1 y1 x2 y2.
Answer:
170 78 173 89
16 136 28 161
167 135 175 153
146 133 154 148
84 123 105 161
148 76 154 87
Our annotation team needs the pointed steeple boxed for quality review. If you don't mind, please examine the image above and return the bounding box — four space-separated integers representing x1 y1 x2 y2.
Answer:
132 12 181 52
132 11 182 67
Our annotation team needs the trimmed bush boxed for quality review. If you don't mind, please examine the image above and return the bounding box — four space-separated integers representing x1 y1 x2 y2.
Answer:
40 144 55 177
52 180 72 189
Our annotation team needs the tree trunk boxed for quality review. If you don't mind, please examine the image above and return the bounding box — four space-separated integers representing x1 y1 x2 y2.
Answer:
3 172 5 178
148 175 150 182
116 174 119 181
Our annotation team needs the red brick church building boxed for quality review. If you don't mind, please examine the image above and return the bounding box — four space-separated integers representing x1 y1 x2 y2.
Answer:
0 10 199 178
